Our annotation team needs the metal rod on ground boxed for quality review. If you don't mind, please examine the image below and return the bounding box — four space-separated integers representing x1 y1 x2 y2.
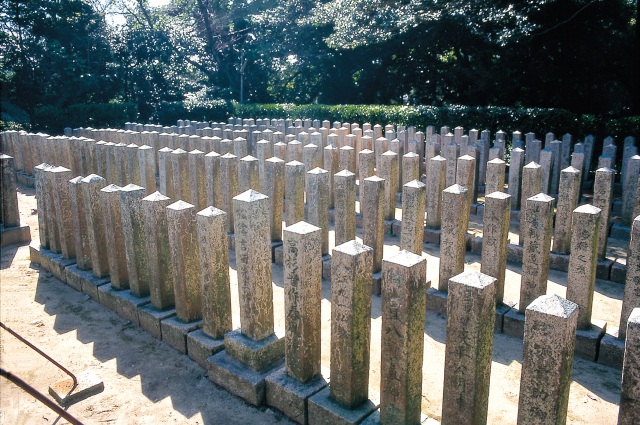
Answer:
1 368 84 425
0 321 77 391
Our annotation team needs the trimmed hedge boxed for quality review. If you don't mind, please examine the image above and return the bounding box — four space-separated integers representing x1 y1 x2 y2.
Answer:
233 103 639 144
33 103 137 133
155 100 233 124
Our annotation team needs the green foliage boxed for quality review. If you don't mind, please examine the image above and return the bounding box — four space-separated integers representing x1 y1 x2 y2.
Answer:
156 99 233 124
32 103 137 133
1 102 31 130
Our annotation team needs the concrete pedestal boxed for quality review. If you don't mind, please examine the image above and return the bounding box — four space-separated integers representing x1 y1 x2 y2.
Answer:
65 265 109 300
598 327 625 369
186 328 225 369
160 316 202 354
265 367 329 424
307 386 379 425
574 319 607 361
138 304 176 339
0 223 31 247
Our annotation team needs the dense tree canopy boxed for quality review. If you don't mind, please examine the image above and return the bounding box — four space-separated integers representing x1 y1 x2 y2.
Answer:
1 0 638 124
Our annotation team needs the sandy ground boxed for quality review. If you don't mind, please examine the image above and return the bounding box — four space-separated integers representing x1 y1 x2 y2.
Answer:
0 185 625 424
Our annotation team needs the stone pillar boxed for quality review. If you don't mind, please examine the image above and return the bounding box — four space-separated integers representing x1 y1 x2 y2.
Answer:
622 155 640 226
43 167 61 252
375 137 388 170
619 308 640 424
566 204 601 330
0 155 20 228
485 158 506 195
138 145 156 195
170 148 190 203
282 221 322 382
233 137 248 158
593 168 615 260
220 153 239 232
265 157 285 242
481 192 511 303
238 155 260 193
204 151 222 208
81 174 109 277
620 217 640 340
287 140 302 162
49 167 74 259
69 175 92 269
379 151 398 220
305 168 330 255
334 170 356 247
402 152 420 186
539 148 553 195
329 240 373 408
553 166 581 254
197 207 232 338
400 180 426 255
285 160 305 227
525 139 542 165
358 149 375 202
119 184 150 297
141 192 174 309
101 184 128 289
442 271 496 425
380 250 427 424
362 176 385 273
339 145 356 174
519 162 542 245
456 154 477 204
439 184 471 291
508 147 525 210
517 294 578 425
425 155 446 229
34 164 53 249
166 200 201 322
519 194 555 313
257 140 273 193
126 143 142 186
443 142 459 188
550 140 563 195
158 147 174 198
233 190 275 340
186 150 206 211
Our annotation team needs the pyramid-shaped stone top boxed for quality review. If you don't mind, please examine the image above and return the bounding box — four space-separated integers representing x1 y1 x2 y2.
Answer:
488 158 505 164
308 167 328 175
450 270 495 289
385 249 425 268
485 191 511 200
443 184 467 195
81 174 105 184
524 161 541 169
159 147 173 152
240 155 258 161
340 145 354 150
221 152 237 159
172 148 187 154
127 143 139 148
120 183 145 192
335 169 355 177
197 206 226 218
364 175 384 183
266 156 285 163
404 152 419 158
285 221 321 235
382 150 397 156
142 191 170 202
561 166 580 174
51 166 71 173
404 179 426 188
233 137 247 141
360 149 373 154
167 199 194 211
528 193 554 203
233 189 268 203
527 294 578 318
574 204 601 215
333 239 372 256
189 149 204 154
286 160 304 167
101 184 122 193
69 175 83 184
139 145 152 150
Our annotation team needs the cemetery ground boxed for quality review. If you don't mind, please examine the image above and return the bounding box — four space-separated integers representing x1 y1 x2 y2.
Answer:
1 185 625 424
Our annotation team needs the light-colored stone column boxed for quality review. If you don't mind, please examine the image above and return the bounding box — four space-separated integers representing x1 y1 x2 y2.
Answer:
456 154 477 205
166 200 201 322
305 168 330 255
330 240 373 408
188 149 207 211
43 167 61 252
553 166 581 254
362 176 385 273
82 174 109 277
233 190 275 340
34 164 52 248
339 145 356 175
400 180 426 255
379 151 398 220
101 184 128 289
485 158 506 195
539 148 553 195
519 161 542 245
550 140 563 194
619 308 640 424
197 207 232 338
438 184 471 291
126 143 142 186
508 147 525 210
265 157 285 241
220 153 239 232
233 137 248 158
481 192 511 303
443 142 459 188
380 250 427 424
358 149 375 203
287 140 302 162
204 151 222 208
69 175 91 269
141 191 174 309
334 170 356 247
375 137 388 170
170 148 190 203
593 168 615 260
519 194 555 313
282 221 322 382
517 294 578 425
622 155 640 226
402 152 420 186
323 144 338 208
238 155 260 193
119 184 149 297
426 155 446 229
157 147 174 198
566 204 601 329
620 217 640 340
51 167 75 259
442 271 496 425
138 145 156 195
285 160 305 227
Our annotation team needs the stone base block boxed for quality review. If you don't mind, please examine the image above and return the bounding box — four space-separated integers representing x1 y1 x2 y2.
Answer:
503 308 525 339
113 290 151 326
495 301 515 334
575 319 606 361
33 245 76 283
598 328 624 369
476 204 485 217
271 240 283 263
322 255 332 281
16 171 35 187
470 236 483 254
207 350 284 406
160 316 202 354
372 272 382 296
275 245 284 266
360 410 435 425
48 370 103 406
65 265 109 299
138 304 176 339
0 223 31 247
29 242 42 265
611 223 631 241
97 285 123 312
610 261 627 284
391 221 402 235
224 328 285 371
549 252 570 272
228 233 235 250
384 220 396 235
423 228 441 245
506 243 523 264
307 386 379 425
265 367 329 425
618 395 640 425
465 231 476 250
596 258 614 280
426 288 447 316
187 328 225 369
